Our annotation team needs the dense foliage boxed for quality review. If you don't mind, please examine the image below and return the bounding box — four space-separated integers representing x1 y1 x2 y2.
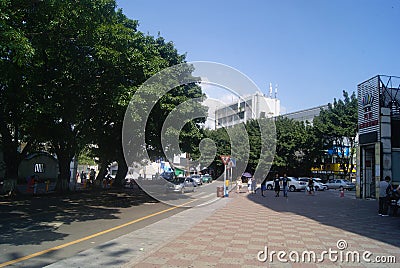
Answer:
0 0 205 191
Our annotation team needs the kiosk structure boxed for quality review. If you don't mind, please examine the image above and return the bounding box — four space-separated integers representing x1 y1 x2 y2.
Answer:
357 75 400 199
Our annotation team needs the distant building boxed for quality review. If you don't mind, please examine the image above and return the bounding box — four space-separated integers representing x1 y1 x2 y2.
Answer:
281 105 328 124
18 152 59 181
214 91 280 129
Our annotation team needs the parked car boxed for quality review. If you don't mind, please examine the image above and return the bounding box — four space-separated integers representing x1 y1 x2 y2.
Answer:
166 177 196 193
160 172 175 181
201 174 213 183
266 177 307 192
325 179 356 190
191 174 202 186
298 178 328 191
313 178 328 191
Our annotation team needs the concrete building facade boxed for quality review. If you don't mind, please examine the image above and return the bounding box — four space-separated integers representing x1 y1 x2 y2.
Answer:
357 75 400 199
282 105 328 124
214 91 280 128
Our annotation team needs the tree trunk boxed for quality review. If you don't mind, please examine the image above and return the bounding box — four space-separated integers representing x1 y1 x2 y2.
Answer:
96 159 109 182
115 158 128 186
0 126 24 193
56 155 72 193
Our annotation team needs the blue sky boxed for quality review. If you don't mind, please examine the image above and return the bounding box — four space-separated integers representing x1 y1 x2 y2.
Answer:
116 0 400 113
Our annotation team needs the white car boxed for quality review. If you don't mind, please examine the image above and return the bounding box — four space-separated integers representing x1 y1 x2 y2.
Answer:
313 178 328 191
298 178 328 191
266 177 307 192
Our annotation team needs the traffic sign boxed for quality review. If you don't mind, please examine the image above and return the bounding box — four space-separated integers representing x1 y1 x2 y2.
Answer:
230 158 236 167
220 155 230 165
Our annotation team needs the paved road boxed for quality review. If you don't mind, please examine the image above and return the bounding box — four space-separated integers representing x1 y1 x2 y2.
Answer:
0 180 226 268
0 187 184 268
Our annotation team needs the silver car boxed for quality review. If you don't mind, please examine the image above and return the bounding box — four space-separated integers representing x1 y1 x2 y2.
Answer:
191 175 202 186
325 179 355 190
166 177 196 193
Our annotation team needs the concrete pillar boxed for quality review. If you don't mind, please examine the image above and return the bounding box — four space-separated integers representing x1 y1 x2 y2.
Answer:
374 142 381 199
356 146 361 198
381 108 392 180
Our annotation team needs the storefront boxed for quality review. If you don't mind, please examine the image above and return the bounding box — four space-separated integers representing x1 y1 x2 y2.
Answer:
357 75 400 199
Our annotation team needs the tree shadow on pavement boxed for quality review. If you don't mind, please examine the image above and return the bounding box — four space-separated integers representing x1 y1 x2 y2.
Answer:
0 187 158 246
246 189 400 248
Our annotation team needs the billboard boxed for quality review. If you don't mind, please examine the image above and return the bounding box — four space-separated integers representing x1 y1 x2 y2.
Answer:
357 76 380 144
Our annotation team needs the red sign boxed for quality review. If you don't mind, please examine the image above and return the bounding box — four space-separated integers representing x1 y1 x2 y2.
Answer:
220 155 230 165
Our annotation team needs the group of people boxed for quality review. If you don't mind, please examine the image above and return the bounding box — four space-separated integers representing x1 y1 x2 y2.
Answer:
378 175 400 216
238 173 318 198
235 176 257 194
259 173 290 197
76 169 97 188
271 173 289 197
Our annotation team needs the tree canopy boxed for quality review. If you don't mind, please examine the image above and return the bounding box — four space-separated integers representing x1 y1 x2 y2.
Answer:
0 0 206 191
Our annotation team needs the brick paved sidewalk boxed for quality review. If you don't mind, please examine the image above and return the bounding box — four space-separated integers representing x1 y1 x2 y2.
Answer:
127 190 400 267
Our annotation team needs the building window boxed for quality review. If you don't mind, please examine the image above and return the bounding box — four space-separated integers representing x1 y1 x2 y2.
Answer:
34 163 45 173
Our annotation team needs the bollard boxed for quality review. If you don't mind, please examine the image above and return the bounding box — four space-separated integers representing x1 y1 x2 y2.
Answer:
33 181 38 195
339 186 344 197
217 186 224 197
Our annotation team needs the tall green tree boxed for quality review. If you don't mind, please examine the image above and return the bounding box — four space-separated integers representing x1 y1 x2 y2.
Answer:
313 90 358 179
23 0 128 191
272 117 309 175
0 0 36 184
246 118 276 180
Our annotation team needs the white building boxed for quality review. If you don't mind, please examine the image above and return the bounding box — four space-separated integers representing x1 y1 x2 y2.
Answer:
213 91 280 129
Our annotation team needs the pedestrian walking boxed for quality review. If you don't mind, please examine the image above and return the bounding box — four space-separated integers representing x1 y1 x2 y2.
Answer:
247 177 252 193
260 178 267 197
378 176 392 216
307 177 314 195
236 178 242 194
274 174 280 197
251 176 257 194
281 173 289 197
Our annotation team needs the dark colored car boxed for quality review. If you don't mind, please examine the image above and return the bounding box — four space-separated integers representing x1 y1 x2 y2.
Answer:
201 174 213 183
161 172 175 181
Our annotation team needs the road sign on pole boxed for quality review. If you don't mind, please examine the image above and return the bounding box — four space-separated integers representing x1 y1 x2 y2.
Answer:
220 155 230 197
220 155 230 165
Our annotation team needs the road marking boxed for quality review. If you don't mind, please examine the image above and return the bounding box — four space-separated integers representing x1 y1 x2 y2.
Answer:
191 192 208 198
200 193 216 199
0 200 195 267
197 197 220 207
